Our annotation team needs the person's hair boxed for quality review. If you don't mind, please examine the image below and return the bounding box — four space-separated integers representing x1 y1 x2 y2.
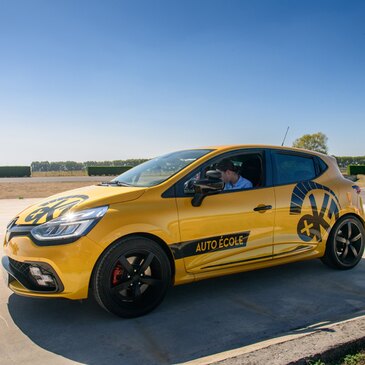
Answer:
216 159 238 173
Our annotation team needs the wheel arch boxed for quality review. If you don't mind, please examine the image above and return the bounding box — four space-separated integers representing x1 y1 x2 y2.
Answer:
321 212 365 267
338 212 365 227
122 232 176 280
326 212 365 244
89 232 176 291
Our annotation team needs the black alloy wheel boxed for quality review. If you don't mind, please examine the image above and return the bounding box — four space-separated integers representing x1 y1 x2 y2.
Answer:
93 236 171 318
321 216 365 270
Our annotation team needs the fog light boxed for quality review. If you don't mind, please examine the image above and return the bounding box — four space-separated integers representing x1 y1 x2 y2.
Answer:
29 265 56 287
29 266 42 276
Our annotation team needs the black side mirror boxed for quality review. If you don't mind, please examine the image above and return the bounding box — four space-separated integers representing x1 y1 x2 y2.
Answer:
206 170 222 179
191 173 224 207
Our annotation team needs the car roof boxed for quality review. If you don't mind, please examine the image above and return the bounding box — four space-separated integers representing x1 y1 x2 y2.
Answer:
199 144 329 158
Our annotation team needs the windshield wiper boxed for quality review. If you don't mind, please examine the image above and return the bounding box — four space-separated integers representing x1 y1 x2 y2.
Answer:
98 181 134 187
115 181 134 187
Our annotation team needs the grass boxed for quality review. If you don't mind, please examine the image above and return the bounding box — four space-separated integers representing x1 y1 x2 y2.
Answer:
307 350 365 365
308 360 326 365
342 353 365 365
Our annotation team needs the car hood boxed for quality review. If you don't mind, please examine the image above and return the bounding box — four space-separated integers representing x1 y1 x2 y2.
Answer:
15 184 147 225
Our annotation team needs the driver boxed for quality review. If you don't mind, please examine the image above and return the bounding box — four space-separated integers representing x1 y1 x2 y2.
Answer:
216 159 253 190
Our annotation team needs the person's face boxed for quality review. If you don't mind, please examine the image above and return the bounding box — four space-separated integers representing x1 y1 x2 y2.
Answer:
218 169 233 183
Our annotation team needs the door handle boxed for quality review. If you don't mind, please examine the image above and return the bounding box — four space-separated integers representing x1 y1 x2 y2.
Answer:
253 204 272 212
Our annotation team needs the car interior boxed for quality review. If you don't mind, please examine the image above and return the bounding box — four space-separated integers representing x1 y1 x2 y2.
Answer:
204 153 264 188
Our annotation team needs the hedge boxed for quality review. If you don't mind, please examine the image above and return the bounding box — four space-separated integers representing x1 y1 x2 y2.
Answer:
335 156 365 168
347 165 365 175
0 166 31 177
87 166 133 176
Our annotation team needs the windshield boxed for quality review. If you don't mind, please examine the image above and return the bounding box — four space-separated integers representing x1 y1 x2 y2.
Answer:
111 149 213 187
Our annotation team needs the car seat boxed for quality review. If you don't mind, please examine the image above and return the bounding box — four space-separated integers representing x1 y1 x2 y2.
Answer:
240 155 262 187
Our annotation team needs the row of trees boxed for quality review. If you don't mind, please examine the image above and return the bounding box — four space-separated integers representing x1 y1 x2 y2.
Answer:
334 156 365 169
29 133 362 171
31 159 148 172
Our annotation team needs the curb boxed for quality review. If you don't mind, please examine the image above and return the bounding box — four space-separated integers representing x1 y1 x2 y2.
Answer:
178 313 365 365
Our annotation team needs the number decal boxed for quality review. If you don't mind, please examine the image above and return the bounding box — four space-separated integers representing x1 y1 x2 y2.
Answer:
25 195 89 224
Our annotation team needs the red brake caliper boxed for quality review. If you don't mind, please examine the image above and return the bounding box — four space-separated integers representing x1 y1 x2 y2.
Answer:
112 263 124 285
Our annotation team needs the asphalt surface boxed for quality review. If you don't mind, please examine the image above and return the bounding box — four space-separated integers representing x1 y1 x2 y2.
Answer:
1 199 365 365
199 315 365 365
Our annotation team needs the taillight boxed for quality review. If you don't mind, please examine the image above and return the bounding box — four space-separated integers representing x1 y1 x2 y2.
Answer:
352 185 361 194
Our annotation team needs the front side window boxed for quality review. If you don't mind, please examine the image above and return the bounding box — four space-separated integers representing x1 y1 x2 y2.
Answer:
273 152 316 185
112 149 213 187
180 150 265 195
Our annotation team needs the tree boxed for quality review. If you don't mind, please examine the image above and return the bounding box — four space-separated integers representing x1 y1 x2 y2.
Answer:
292 132 328 154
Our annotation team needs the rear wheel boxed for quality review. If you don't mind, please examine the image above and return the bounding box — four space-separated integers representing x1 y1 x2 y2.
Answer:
93 236 171 318
321 216 365 270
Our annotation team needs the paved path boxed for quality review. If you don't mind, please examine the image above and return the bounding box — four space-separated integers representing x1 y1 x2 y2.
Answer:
1 199 365 365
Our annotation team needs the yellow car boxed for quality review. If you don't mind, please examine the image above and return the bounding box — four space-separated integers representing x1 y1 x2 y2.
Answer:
2 145 365 317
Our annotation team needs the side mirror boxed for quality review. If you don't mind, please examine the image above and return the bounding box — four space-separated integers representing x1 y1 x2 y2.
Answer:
206 170 222 179
191 173 224 207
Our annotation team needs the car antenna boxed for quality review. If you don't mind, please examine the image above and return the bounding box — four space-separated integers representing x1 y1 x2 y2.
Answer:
281 126 290 146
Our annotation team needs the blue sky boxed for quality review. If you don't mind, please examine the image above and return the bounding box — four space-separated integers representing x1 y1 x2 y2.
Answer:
0 0 364 164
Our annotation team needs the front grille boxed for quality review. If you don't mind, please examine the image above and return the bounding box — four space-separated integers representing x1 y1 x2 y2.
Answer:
9 257 30 277
7 224 35 242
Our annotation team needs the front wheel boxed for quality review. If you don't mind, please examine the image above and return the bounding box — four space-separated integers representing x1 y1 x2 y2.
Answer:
92 236 171 318
321 216 365 270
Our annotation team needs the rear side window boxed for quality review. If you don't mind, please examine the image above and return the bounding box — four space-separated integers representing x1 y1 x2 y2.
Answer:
317 157 328 174
273 153 317 185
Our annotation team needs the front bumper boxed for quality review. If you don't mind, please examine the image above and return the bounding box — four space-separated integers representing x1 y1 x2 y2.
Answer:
2 233 104 300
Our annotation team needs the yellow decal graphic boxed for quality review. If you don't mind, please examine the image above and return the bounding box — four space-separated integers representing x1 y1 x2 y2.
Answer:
290 181 340 242
25 195 89 224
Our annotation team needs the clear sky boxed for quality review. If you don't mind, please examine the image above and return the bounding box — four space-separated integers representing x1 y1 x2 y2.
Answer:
0 0 364 165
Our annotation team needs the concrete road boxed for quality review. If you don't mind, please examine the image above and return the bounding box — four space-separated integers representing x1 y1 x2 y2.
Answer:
0 176 115 183
1 199 365 365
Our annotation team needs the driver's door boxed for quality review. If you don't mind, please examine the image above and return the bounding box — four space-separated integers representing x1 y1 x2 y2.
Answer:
174 149 275 274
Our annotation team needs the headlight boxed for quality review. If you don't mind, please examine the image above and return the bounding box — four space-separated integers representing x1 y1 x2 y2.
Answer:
6 217 18 230
31 206 108 244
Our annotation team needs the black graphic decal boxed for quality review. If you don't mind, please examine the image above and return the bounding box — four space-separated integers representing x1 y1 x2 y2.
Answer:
290 181 340 242
25 195 89 224
170 231 250 259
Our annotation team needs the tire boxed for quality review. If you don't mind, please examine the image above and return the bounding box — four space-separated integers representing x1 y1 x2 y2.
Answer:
92 236 171 318
321 216 365 270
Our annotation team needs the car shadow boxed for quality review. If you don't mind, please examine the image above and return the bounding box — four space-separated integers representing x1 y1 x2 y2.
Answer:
7 258 365 365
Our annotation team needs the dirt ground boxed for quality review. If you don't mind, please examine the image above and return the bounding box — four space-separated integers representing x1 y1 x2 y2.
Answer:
0 181 101 199
357 174 365 186
0 175 364 200
31 170 87 177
